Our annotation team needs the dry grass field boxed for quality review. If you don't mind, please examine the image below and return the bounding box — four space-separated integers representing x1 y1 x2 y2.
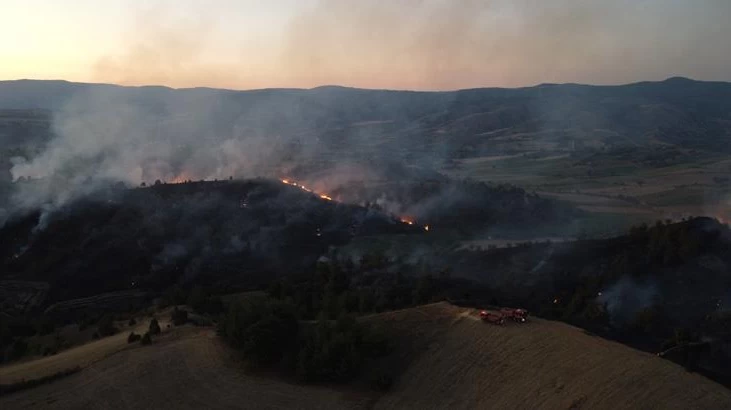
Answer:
371 303 731 410
2 303 730 409
446 152 731 222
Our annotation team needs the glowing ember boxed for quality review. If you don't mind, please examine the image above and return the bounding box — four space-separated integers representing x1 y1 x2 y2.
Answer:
424 225 430 232
319 194 333 201
400 218 414 225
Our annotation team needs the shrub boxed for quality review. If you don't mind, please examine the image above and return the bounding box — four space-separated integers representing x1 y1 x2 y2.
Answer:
370 372 394 391
128 318 137 326
127 332 141 343
220 298 390 383
96 315 117 337
140 332 152 345
219 299 299 367
171 307 188 326
8 338 28 360
149 318 161 335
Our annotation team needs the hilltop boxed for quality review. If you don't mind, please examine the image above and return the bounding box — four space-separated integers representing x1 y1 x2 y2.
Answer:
2 302 730 409
0 179 423 304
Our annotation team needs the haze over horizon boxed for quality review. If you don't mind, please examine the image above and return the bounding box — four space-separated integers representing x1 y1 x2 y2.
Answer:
3 0 731 91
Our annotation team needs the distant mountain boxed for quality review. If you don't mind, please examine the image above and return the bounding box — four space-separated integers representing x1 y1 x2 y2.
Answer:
1 77 731 158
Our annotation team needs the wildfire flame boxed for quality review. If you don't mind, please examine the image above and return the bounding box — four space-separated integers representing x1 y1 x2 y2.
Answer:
281 178 327 200
170 175 190 184
279 177 429 231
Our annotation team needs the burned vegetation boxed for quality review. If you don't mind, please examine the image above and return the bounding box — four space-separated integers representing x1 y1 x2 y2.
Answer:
0 179 419 305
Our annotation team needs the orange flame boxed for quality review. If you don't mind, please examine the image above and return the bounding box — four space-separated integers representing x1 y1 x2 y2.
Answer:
281 178 431 232
281 178 332 201
170 175 190 184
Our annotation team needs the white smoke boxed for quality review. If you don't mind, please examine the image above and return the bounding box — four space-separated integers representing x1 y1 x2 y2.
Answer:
7 87 293 222
597 276 658 324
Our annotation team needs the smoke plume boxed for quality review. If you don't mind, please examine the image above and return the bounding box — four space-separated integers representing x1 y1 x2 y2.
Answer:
597 277 658 325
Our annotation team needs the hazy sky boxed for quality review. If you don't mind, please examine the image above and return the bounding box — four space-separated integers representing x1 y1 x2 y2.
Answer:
2 0 730 90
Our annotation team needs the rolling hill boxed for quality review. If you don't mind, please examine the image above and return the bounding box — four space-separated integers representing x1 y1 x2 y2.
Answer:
2 302 729 409
2 77 731 161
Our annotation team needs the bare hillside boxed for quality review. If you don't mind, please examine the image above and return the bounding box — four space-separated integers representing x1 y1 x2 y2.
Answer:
372 303 731 410
2 303 730 409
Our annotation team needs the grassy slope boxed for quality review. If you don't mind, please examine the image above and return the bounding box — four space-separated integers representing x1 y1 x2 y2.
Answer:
2 303 730 409
373 303 731 410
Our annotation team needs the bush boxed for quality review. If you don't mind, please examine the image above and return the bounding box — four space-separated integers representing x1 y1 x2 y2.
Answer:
140 332 152 345
96 315 117 337
127 332 141 343
149 318 161 335
42 346 57 356
220 298 390 384
219 299 298 367
171 307 188 326
295 315 368 382
187 286 225 316
8 338 28 360
370 372 394 391
128 318 137 326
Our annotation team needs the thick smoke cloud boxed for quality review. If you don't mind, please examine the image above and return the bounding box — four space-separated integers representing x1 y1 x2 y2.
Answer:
6 87 293 222
90 0 731 90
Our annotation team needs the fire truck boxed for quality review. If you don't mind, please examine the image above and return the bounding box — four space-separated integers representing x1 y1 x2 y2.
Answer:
499 308 529 323
479 310 505 325
479 308 529 325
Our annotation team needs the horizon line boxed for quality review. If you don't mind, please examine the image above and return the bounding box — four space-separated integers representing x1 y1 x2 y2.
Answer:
0 75 725 94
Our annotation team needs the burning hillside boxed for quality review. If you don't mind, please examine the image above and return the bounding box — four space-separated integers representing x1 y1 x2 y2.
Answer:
0 179 423 304
280 177 430 231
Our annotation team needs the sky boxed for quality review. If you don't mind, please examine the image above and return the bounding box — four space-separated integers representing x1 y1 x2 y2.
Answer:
1 0 730 91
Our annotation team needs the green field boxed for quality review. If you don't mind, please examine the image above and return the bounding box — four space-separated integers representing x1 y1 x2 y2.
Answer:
445 148 731 227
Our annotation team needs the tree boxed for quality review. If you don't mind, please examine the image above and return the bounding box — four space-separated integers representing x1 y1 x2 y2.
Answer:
97 315 117 337
171 307 188 326
219 299 299 367
149 318 161 335
412 274 435 305
8 338 28 360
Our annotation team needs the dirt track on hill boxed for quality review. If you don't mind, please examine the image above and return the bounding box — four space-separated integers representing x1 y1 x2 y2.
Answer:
2 302 730 409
